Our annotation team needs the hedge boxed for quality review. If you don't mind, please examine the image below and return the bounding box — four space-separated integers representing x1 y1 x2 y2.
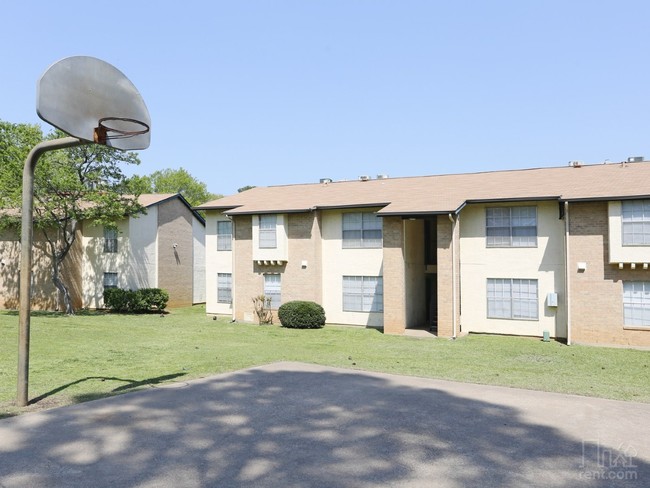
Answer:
103 288 169 313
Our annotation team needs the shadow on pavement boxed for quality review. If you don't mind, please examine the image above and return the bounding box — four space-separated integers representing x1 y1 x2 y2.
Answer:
0 363 647 487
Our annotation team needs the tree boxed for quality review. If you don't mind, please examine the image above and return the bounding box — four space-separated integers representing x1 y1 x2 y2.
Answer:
140 167 221 207
0 121 145 314
237 185 256 193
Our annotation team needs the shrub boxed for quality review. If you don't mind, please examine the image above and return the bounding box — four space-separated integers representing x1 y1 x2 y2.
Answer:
103 287 169 313
103 288 132 313
278 301 326 329
252 295 273 324
136 288 169 311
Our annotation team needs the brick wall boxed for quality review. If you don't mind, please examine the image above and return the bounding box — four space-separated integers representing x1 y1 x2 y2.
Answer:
383 216 406 334
157 199 194 307
233 212 323 323
437 215 460 337
569 201 650 347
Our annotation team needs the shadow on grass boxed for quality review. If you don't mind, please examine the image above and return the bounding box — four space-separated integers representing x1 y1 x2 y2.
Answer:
0 309 109 318
29 372 187 405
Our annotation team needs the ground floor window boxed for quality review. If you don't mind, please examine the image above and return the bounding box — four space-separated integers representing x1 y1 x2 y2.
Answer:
623 281 650 327
217 273 232 304
487 278 538 320
103 272 118 290
343 275 383 312
264 274 281 309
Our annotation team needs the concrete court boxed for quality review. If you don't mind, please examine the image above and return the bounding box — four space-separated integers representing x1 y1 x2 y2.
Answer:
0 362 648 488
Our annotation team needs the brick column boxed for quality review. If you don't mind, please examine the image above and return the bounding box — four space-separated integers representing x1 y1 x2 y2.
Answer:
437 215 457 337
383 216 406 334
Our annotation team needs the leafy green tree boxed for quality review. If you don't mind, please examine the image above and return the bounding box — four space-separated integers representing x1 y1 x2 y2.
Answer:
237 185 256 193
139 167 221 207
0 121 144 314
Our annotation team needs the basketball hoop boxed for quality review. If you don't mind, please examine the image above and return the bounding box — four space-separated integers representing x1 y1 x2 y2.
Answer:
94 117 150 145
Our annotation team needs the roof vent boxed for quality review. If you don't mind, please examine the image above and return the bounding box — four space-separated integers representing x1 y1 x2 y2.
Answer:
376 174 389 179
358 175 370 181
627 156 644 163
320 178 332 184
568 160 583 168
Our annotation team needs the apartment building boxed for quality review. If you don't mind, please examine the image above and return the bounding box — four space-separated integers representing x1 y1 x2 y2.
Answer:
198 161 650 347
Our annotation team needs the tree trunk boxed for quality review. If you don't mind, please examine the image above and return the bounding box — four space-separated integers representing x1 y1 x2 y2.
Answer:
52 262 74 315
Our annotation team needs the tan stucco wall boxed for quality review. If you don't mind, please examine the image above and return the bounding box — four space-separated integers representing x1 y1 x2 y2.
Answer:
81 218 133 309
321 209 384 327
205 212 233 315
232 216 257 322
608 201 650 264
0 227 83 311
569 201 650 347
459 202 567 338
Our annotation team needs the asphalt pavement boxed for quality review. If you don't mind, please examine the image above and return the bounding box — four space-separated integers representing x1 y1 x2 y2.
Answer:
0 362 648 487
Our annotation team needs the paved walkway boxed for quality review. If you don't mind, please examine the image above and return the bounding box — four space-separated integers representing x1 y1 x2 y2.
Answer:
0 362 648 487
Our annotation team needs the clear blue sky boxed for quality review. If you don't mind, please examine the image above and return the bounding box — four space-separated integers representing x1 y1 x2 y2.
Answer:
2 1 649 196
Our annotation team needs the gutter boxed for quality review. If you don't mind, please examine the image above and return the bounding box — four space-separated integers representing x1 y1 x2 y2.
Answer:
448 213 458 339
564 201 572 345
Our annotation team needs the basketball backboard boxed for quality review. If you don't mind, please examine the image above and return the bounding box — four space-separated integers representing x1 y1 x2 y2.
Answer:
36 56 151 150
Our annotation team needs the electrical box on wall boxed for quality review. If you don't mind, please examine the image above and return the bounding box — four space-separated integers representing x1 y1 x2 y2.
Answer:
547 292 558 307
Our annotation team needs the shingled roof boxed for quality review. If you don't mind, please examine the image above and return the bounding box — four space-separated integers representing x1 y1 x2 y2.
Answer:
196 161 650 216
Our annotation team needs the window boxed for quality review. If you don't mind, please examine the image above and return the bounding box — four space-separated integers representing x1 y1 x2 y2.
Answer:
259 215 277 249
103 272 118 290
103 227 118 253
342 212 382 248
264 274 281 309
623 282 650 327
622 200 650 246
343 276 384 312
217 221 232 251
486 207 537 247
217 273 232 304
487 278 538 320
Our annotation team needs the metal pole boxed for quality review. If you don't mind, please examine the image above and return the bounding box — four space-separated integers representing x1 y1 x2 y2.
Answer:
18 136 86 407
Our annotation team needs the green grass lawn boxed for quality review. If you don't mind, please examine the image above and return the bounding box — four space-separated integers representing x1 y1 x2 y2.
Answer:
1 305 649 418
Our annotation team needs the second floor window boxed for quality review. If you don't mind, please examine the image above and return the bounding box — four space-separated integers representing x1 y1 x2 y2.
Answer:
217 221 232 251
486 207 537 247
622 200 650 246
342 212 382 248
259 215 277 248
104 227 118 253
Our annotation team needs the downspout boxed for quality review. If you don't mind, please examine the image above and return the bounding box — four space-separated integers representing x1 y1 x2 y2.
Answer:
448 213 457 339
227 215 236 322
564 201 571 345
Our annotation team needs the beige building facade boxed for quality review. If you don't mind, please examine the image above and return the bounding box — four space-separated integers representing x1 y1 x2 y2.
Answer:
0 194 205 311
199 161 650 347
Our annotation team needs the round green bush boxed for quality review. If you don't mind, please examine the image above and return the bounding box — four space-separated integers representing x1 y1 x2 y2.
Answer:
278 301 326 329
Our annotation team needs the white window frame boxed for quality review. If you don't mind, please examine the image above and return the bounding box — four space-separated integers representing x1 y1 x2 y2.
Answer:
264 274 281 309
217 221 233 251
259 215 277 249
623 281 650 327
486 207 537 248
487 278 538 320
342 212 382 249
622 200 650 246
103 227 118 253
343 276 384 312
103 272 118 290
217 273 232 304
